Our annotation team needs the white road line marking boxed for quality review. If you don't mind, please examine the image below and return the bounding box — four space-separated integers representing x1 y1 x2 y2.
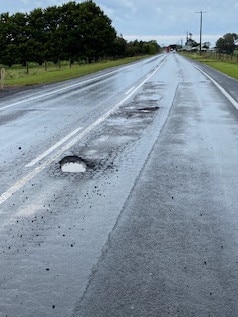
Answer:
0 165 45 206
0 57 166 206
125 86 135 95
0 69 119 111
25 126 83 167
196 67 238 110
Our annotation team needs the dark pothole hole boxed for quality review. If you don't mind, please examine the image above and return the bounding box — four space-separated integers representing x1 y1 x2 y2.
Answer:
59 155 88 173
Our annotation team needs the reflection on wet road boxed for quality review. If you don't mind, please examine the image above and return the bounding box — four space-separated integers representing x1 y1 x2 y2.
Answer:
1 53 238 316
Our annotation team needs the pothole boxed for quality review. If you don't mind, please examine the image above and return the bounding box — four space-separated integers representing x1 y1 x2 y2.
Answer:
59 156 87 173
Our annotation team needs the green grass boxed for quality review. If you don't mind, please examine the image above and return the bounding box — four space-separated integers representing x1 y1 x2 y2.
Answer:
201 61 238 79
1 56 149 87
181 52 238 79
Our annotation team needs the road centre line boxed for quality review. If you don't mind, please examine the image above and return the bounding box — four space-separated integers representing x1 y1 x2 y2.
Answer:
125 86 135 95
27 55 166 168
25 126 83 167
0 58 166 206
196 66 238 110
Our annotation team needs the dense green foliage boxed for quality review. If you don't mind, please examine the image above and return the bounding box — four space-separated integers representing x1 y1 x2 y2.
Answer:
0 0 160 67
216 33 238 54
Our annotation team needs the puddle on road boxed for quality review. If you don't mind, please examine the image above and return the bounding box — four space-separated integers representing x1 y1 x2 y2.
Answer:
60 156 87 173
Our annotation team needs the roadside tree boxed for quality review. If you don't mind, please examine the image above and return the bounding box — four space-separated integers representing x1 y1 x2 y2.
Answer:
216 33 238 54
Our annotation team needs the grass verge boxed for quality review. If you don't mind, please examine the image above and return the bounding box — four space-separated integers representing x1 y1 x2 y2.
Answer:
181 52 238 80
1 56 149 87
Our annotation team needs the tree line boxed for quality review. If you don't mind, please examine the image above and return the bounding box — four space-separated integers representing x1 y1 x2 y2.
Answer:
0 0 161 67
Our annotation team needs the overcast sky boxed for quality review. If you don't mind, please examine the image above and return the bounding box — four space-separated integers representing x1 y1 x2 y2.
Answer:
1 0 237 46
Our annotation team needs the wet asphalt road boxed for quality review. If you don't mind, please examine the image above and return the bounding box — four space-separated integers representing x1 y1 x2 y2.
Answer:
1 53 238 316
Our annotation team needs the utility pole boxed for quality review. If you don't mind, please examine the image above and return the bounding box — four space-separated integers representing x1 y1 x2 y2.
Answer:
196 11 206 54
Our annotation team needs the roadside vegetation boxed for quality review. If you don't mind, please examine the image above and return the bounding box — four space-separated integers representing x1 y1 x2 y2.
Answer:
1 0 236 87
2 56 150 86
181 51 238 80
180 32 238 80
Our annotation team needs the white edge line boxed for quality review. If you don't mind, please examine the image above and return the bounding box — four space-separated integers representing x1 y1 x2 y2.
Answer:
0 69 119 111
0 56 167 111
0 57 167 206
196 66 238 110
1 55 166 111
